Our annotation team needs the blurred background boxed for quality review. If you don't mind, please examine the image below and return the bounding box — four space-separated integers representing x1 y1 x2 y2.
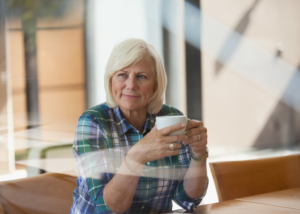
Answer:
0 0 300 208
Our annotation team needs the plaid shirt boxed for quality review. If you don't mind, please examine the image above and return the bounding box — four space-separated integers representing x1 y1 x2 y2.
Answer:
70 103 207 214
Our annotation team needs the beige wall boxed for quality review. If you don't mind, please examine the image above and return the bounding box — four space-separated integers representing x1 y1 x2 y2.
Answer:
202 0 300 148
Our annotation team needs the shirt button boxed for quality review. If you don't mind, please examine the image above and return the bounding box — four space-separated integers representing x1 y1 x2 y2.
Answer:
147 162 150 165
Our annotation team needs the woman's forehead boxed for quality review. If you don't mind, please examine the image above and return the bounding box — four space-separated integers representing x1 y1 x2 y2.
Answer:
120 58 155 74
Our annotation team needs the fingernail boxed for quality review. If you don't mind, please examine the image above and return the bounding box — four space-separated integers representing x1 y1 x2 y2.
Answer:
181 123 186 127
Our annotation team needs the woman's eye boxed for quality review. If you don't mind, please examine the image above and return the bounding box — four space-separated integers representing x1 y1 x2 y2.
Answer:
137 75 147 79
118 73 126 78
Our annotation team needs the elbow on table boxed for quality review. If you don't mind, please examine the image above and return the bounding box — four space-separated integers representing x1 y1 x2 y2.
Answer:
104 200 131 214
103 190 132 214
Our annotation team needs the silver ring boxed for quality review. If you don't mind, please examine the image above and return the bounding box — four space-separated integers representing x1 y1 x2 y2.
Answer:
197 134 201 141
169 144 174 151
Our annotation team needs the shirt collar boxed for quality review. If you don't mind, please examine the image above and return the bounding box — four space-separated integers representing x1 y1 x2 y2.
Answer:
113 106 156 135
144 112 155 132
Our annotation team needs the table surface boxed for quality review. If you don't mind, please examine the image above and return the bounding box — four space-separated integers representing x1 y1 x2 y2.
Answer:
236 188 300 210
171 188 300 214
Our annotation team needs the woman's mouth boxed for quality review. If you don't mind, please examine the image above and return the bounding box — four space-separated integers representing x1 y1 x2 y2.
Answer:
122 94 139 99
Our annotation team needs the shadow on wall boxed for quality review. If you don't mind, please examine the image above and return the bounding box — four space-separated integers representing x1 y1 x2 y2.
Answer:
215 0 260 74
253 66 300 148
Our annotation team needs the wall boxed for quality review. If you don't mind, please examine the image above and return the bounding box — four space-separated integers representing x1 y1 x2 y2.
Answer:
201 0 300 148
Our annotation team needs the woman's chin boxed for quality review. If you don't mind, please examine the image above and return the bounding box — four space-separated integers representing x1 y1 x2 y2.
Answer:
119 104 147 113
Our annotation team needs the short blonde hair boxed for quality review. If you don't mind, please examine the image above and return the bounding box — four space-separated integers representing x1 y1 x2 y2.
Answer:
104 38 167 114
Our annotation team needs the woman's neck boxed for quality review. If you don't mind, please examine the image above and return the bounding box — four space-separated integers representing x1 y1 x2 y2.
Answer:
120 108 147 133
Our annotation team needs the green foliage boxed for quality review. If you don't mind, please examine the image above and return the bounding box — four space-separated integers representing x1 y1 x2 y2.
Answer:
5 0 76 43
6 0 74 19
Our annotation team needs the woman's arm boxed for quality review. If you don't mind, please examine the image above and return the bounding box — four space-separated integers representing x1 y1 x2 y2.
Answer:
103 123 188 213
103 153 143 213
183 120 208 199
183 154 208 199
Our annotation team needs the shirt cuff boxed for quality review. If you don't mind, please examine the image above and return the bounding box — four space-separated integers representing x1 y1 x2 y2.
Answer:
94 187 117 214
173 177 209 211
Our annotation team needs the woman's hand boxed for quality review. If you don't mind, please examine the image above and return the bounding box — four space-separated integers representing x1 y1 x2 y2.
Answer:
127 123 188 164
182 120 208 157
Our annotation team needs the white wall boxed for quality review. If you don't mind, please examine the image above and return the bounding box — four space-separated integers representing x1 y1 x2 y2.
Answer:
86 0 163 109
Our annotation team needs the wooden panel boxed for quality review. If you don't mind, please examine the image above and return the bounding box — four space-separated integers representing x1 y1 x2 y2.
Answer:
39 88 85 133
37 28 85 87
36 20 86 133
209 154 300 202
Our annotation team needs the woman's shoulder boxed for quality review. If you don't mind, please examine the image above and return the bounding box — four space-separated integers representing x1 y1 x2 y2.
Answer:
80 102 112 119
157 104 184 116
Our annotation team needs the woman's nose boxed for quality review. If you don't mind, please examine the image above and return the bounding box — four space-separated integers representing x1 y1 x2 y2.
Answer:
125 76 137 89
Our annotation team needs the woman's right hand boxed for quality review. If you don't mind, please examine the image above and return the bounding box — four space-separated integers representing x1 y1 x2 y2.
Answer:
126 123 188 164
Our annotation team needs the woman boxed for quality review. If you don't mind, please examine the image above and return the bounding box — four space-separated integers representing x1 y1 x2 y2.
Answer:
70 38 208 214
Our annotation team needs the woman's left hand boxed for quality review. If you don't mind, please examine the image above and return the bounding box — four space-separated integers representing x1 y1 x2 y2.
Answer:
182 120 208 157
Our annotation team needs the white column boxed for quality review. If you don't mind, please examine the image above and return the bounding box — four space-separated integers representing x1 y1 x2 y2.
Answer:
162 0 187 115
0 13 15 174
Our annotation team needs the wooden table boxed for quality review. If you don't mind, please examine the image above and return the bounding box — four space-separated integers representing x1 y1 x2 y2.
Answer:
171 188 300 213
237 188 300 210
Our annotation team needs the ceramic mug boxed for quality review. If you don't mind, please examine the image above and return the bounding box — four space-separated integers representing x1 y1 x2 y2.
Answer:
156 115 187 136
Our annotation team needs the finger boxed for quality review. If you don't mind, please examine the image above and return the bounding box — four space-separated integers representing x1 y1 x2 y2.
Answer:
188 140 207 148
162 134 188 144
166 142 182 150
185 126 207 138
182 134 198 145
166 149 181 156
186 120 203 131
183 134 207 145
159 123 186 136
162 142 182 151
185 127 201 138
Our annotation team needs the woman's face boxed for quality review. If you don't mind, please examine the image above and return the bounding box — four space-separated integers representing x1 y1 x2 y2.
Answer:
111 59 156 114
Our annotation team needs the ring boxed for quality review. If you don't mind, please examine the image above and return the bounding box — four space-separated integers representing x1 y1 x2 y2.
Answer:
169 144 174 151
197 134 201 141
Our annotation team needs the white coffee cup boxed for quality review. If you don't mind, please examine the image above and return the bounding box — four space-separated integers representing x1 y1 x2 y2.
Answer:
156 115 187 136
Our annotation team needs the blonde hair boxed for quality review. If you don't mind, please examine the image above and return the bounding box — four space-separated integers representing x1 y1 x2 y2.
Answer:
104 38 167 114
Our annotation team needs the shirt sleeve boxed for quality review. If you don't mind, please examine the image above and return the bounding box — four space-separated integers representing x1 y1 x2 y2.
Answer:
73 115 117 214
172 144 209 211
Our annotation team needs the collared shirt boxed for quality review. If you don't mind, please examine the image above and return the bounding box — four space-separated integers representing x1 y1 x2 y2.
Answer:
70 103 207 214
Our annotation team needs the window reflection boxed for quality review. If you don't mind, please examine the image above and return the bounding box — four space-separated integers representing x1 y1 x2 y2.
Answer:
0 0 299 213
